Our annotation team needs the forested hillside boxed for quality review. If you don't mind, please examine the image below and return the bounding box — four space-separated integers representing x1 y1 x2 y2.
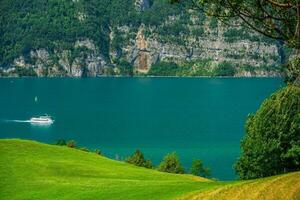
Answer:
0 0 288 77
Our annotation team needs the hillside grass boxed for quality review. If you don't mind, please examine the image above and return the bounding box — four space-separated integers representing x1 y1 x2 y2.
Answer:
0 139 299 200
180 172 300 200
0 139 224 200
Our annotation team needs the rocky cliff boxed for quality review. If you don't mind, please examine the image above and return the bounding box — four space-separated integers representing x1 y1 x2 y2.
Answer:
0 0 287 77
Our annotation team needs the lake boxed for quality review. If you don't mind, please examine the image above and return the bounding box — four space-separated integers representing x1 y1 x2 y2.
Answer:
0 77 283 180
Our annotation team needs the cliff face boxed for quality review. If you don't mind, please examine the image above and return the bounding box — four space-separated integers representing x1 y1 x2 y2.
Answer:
0 0 286 77
6 40 107 77
120 19 281 76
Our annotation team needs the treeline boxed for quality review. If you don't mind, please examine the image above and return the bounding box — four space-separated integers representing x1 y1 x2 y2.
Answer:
126 150 211 177
0 0 189 68
0 0 273 71
147 61 237 77
55 138 211 178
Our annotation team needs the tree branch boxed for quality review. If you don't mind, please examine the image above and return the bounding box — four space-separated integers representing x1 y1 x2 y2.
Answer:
238 12 285 40
265 0 293 8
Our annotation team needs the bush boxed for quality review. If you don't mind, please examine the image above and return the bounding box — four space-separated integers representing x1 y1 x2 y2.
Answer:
14 67 37 77
56 139 66 146
144 160 153 169
158 152 184 174
125 150 153 169
117 60 134 76
215 62 236 76
190 159 211 178
66 140 76 148
235 85 300 180
284 59 300 84
147 62 179 76
95 149 102 156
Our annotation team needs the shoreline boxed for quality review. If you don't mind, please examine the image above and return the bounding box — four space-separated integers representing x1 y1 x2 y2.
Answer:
0 75 283 79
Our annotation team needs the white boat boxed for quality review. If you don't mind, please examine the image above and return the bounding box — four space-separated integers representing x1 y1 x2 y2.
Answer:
30 115 54 125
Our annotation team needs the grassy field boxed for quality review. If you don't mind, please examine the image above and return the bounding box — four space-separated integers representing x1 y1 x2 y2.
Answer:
0 139 299 200
180 172 300 200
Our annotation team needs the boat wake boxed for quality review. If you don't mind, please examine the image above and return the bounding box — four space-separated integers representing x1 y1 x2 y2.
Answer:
4 120 31 123
12 120 31 123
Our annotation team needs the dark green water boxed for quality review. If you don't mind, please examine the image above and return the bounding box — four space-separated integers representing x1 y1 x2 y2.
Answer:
0 77 283 180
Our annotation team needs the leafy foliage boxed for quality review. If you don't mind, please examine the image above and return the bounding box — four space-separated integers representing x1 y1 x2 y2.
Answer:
95 149 103 156
284 58 300 84
126 150 153 169
173 0 300 49
0 0 188 68
235 85 300 179
14 67 37 77
147 60 238 76
147 62 180 76
0 0 278 77
56 139 67 146
158 152 185 174
66 140 77 148
190 159 211 178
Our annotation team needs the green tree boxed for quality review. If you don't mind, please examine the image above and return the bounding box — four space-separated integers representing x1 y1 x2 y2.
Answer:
144 160 153 169
147 61 180 76
66 140 76 148
95 149 102 156
125 150 153 169
56 139 66 146
216 62 236 76
190 159 211 178
158 152 185 174
235 85 300 179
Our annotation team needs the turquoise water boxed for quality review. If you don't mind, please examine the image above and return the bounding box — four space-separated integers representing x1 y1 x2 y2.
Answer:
0 77 283 180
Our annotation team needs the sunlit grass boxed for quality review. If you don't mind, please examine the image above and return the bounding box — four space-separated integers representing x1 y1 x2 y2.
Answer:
0 139 299 200
179 172 300 200
0 139 223 200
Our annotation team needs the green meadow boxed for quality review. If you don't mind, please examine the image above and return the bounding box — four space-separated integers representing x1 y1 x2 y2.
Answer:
0 139 299 200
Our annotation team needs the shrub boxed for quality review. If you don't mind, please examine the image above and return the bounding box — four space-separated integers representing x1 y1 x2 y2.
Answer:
190 159 211 178
235 85 300 180
158 152 184 174
14 67 37 77
125 149 153 169
144 160 153 169
284 59 300 84
66 140 76 148
215 62 236 76
56 139 66 146
147 62 179 76
95 149 102 156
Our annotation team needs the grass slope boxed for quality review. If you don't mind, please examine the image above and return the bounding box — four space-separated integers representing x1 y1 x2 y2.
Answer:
180 172 300 200
0 139 299 200
0 139 223 200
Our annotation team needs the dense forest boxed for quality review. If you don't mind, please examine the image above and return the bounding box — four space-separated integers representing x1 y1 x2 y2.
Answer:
0 0 287 77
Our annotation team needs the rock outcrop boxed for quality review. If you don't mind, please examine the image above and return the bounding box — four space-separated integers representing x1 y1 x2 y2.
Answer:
135 0 151 12
7 40 107 77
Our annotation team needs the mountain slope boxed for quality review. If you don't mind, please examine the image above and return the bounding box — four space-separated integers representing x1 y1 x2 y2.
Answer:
0 139 299 200
0 0 286 77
